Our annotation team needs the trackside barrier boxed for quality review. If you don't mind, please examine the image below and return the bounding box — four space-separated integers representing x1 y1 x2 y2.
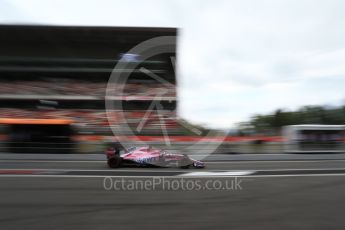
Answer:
1 135 343 154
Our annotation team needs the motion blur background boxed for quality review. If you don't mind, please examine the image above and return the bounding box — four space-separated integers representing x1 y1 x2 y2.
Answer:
1 2 345 230
0 0 344 154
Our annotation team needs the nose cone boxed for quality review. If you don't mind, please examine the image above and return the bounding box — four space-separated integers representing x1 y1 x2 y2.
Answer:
193 161 205 168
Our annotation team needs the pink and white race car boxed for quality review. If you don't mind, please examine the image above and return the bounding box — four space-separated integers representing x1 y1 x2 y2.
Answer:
105 146 205 169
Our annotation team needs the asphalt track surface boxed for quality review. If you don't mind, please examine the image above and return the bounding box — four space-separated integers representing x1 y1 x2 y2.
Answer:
1 153 345 230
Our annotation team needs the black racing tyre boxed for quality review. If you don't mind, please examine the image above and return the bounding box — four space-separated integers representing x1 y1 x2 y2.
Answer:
107 156 122 168
180 164 190 169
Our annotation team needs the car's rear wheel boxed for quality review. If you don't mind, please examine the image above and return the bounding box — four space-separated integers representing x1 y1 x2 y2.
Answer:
107 156 122 168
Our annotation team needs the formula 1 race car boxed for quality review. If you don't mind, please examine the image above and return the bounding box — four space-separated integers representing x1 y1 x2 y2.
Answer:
105 146 205 169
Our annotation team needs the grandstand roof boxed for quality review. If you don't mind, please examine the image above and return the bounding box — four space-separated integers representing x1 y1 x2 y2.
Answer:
0 24 176 58
0 24 177 82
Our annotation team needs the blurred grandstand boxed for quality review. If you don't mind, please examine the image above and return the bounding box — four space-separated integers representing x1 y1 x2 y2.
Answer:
0 25 342 154
0 25 184 153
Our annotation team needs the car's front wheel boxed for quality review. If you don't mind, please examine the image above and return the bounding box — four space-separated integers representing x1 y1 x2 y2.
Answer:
179 156 192 169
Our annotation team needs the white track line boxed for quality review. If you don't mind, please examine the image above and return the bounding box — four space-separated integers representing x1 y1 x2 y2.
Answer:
179 171 255 177
0 168 193 173
206 159 345 164
2 168 345 173
0 160 104 163
243 173 345 178
2 173 345 178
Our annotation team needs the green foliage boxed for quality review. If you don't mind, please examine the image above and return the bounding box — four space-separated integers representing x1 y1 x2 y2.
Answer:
250 105 345 134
